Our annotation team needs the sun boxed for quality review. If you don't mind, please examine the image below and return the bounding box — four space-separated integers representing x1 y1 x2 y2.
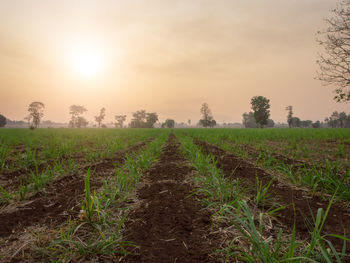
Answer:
70 47 103 77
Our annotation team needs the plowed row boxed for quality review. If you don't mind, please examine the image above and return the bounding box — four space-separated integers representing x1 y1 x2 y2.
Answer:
195 139 350 254
122 134 219 262
0 140 149 260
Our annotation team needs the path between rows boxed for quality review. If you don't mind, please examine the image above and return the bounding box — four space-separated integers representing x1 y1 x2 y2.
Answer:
123 134 219 263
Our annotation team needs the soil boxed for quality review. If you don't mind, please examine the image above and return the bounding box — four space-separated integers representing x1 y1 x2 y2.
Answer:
123 134 220 263
0 140 149 239
195 139 350 255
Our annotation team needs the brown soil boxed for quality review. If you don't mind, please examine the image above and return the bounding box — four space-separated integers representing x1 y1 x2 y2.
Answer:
195 139 350 255
0 140 148 239
123 134 219 263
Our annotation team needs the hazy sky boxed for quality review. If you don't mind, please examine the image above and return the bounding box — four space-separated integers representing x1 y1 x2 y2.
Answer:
0 0 348 124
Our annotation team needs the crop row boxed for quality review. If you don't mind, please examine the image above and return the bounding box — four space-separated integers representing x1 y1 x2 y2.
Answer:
182 128 350 202
175 130 349 262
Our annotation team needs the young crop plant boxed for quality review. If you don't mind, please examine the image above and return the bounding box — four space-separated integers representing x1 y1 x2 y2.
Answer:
81 168 100 222
0 145 8 172
254 176 273 208
0 186 12 204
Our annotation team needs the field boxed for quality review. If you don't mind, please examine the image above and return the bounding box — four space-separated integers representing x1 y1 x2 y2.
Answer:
0 128 349 262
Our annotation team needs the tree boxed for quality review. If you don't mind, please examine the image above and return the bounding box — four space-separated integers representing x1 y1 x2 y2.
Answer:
188 119 191 126
162 119 175 128
325 111 350 127
28 101 45 128
242 112 258 128
317 1 350 102
75 116 89 128
300 120 313 128
291 117 301 128
312 121 321 128
242 112 257 128
130 110 158 128
199 103 214 127
285 106 293 128
339 111 348 128
24 115 31 126
0 114 6 127
146 113 158 128
250 96 270 128
267 119 275 128
95 107 106 128
209 119 217 128
69 105 87 128
115 115 126 128
130 110 146 128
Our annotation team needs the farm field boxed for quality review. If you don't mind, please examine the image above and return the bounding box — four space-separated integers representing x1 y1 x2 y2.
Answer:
0 128 349 262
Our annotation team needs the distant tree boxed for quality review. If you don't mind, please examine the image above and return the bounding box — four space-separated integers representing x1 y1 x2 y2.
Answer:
188 119 191 126
162 119 175 128
291 117 301 128
24 115 31 126
115 115 127 128
242 112 258 128
209 119 217 128
75 116 89 128
250 96 270 128
199 103 214 127
300 120 313 128
130 110 158 128
146 113 159 128
312 121 321 128
28 101 45 129
317 0 350 102
69 105 87 128
95 107 106 128
325 111 350 127
285 106 293 128
326 111 340 128
0 114 6 127
339 112 348 128
130 110 146 128
266 119 275 128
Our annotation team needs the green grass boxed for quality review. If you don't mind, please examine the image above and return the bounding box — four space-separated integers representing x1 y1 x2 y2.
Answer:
0 128 160 202
27 130 170 262
179 128 350 201
174 130 349 262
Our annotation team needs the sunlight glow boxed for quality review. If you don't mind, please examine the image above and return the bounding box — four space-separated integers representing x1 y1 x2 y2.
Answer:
70 47 104 77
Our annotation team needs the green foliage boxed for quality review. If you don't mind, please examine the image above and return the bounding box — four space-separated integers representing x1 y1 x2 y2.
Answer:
28 101 45 128
0 114 6 127
251 96 270 128
129 110 159 128
162 118 175 128
199 102 216 127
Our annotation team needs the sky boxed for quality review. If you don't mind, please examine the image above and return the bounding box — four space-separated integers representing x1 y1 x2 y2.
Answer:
0 0 349 124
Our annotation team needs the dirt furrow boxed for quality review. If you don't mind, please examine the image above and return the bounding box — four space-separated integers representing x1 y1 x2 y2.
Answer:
123 134 219 263
195 139 350 253
0 140 149 239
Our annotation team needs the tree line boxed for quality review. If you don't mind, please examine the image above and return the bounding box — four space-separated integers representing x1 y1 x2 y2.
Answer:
0 99 348 129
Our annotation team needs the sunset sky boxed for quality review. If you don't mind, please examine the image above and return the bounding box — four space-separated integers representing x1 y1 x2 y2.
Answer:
0 0 348 124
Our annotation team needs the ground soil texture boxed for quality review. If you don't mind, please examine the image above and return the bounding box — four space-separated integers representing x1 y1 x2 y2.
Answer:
195 139 350 256
0 140 148 239
123 134 219 263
